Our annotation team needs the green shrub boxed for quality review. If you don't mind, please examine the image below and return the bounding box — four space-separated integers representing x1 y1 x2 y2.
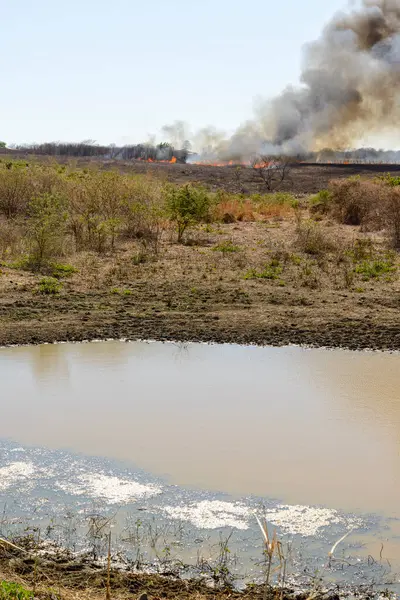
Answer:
377 173 400 187
164 184 212 242
0 582 33 600
4 257 30 270
38 277 62 294
355 259 396 280
28 193 67 269
310 189 332 213
348 238 374 262
52 263 77 278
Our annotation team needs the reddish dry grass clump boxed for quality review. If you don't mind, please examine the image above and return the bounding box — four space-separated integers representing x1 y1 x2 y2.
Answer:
215 198 293 222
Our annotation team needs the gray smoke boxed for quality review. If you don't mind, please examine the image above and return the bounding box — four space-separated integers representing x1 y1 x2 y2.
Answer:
170 0 400 161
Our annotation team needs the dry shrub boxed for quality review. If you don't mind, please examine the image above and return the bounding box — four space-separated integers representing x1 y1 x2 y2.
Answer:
294 222 337 256
328 178 384 228
62 171 163 254
62 175 107 253
383 187 400 249
74 252 103 289
0 218 25 260
329 178 400 248
0 166 36 218
122 176 165 252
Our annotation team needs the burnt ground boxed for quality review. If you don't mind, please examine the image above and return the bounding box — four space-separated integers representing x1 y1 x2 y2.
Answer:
111 161 400 195
110 162 400 195
4 150 400 194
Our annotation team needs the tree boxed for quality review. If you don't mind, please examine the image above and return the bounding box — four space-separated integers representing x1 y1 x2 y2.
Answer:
0 141 6 148
164 184 211 242
252 155 292 191
27 193 67 268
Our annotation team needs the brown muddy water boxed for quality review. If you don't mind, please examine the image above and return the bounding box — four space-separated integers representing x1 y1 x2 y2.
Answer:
0 340 399 582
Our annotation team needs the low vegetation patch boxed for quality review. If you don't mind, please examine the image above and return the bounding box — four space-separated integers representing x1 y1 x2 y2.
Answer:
212 240 240 253
309 189 332 214
354 258 396 280
0 582 32 600
244 259 283 280
52 263 77 278
37 277 62 295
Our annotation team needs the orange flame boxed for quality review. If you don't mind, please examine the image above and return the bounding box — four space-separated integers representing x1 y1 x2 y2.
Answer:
137 156 177 164
191 159 272 169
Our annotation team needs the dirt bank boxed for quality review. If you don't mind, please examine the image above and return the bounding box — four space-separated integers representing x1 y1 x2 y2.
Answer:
0 539 375 600
1 289 399 351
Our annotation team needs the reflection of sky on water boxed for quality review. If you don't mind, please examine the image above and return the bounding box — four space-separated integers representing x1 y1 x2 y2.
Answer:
0 340 399 514
0 340 399 588
1 438 397 592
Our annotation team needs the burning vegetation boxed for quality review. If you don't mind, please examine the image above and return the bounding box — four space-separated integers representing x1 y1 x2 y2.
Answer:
190 0 400 162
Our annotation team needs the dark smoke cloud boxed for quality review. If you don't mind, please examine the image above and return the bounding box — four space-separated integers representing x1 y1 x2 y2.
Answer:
172 0 400 160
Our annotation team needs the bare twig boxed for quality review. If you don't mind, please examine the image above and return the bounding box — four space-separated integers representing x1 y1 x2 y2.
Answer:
106 531 112 600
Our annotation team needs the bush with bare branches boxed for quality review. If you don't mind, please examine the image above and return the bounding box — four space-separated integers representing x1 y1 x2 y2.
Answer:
251 156 292 192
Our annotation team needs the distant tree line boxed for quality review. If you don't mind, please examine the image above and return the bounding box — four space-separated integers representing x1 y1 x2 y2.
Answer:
301 148 400 163
5 141 189 162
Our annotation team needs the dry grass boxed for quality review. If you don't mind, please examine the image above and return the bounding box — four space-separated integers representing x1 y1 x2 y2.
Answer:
10 214 393 300
215 199 293 222
0 159 400 350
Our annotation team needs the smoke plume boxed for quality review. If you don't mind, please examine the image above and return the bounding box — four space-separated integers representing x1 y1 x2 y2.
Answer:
172 0 400 160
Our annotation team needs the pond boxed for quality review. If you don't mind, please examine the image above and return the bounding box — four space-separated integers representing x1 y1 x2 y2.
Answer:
1 341 399 589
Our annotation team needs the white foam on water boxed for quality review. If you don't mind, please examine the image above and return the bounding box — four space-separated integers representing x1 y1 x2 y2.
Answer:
264 504 362 537
161 500 251 530
160 500 362 536
0 462 35 490
58 473 162 505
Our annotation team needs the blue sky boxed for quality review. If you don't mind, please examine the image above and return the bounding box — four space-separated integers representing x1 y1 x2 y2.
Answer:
2 0 349 145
